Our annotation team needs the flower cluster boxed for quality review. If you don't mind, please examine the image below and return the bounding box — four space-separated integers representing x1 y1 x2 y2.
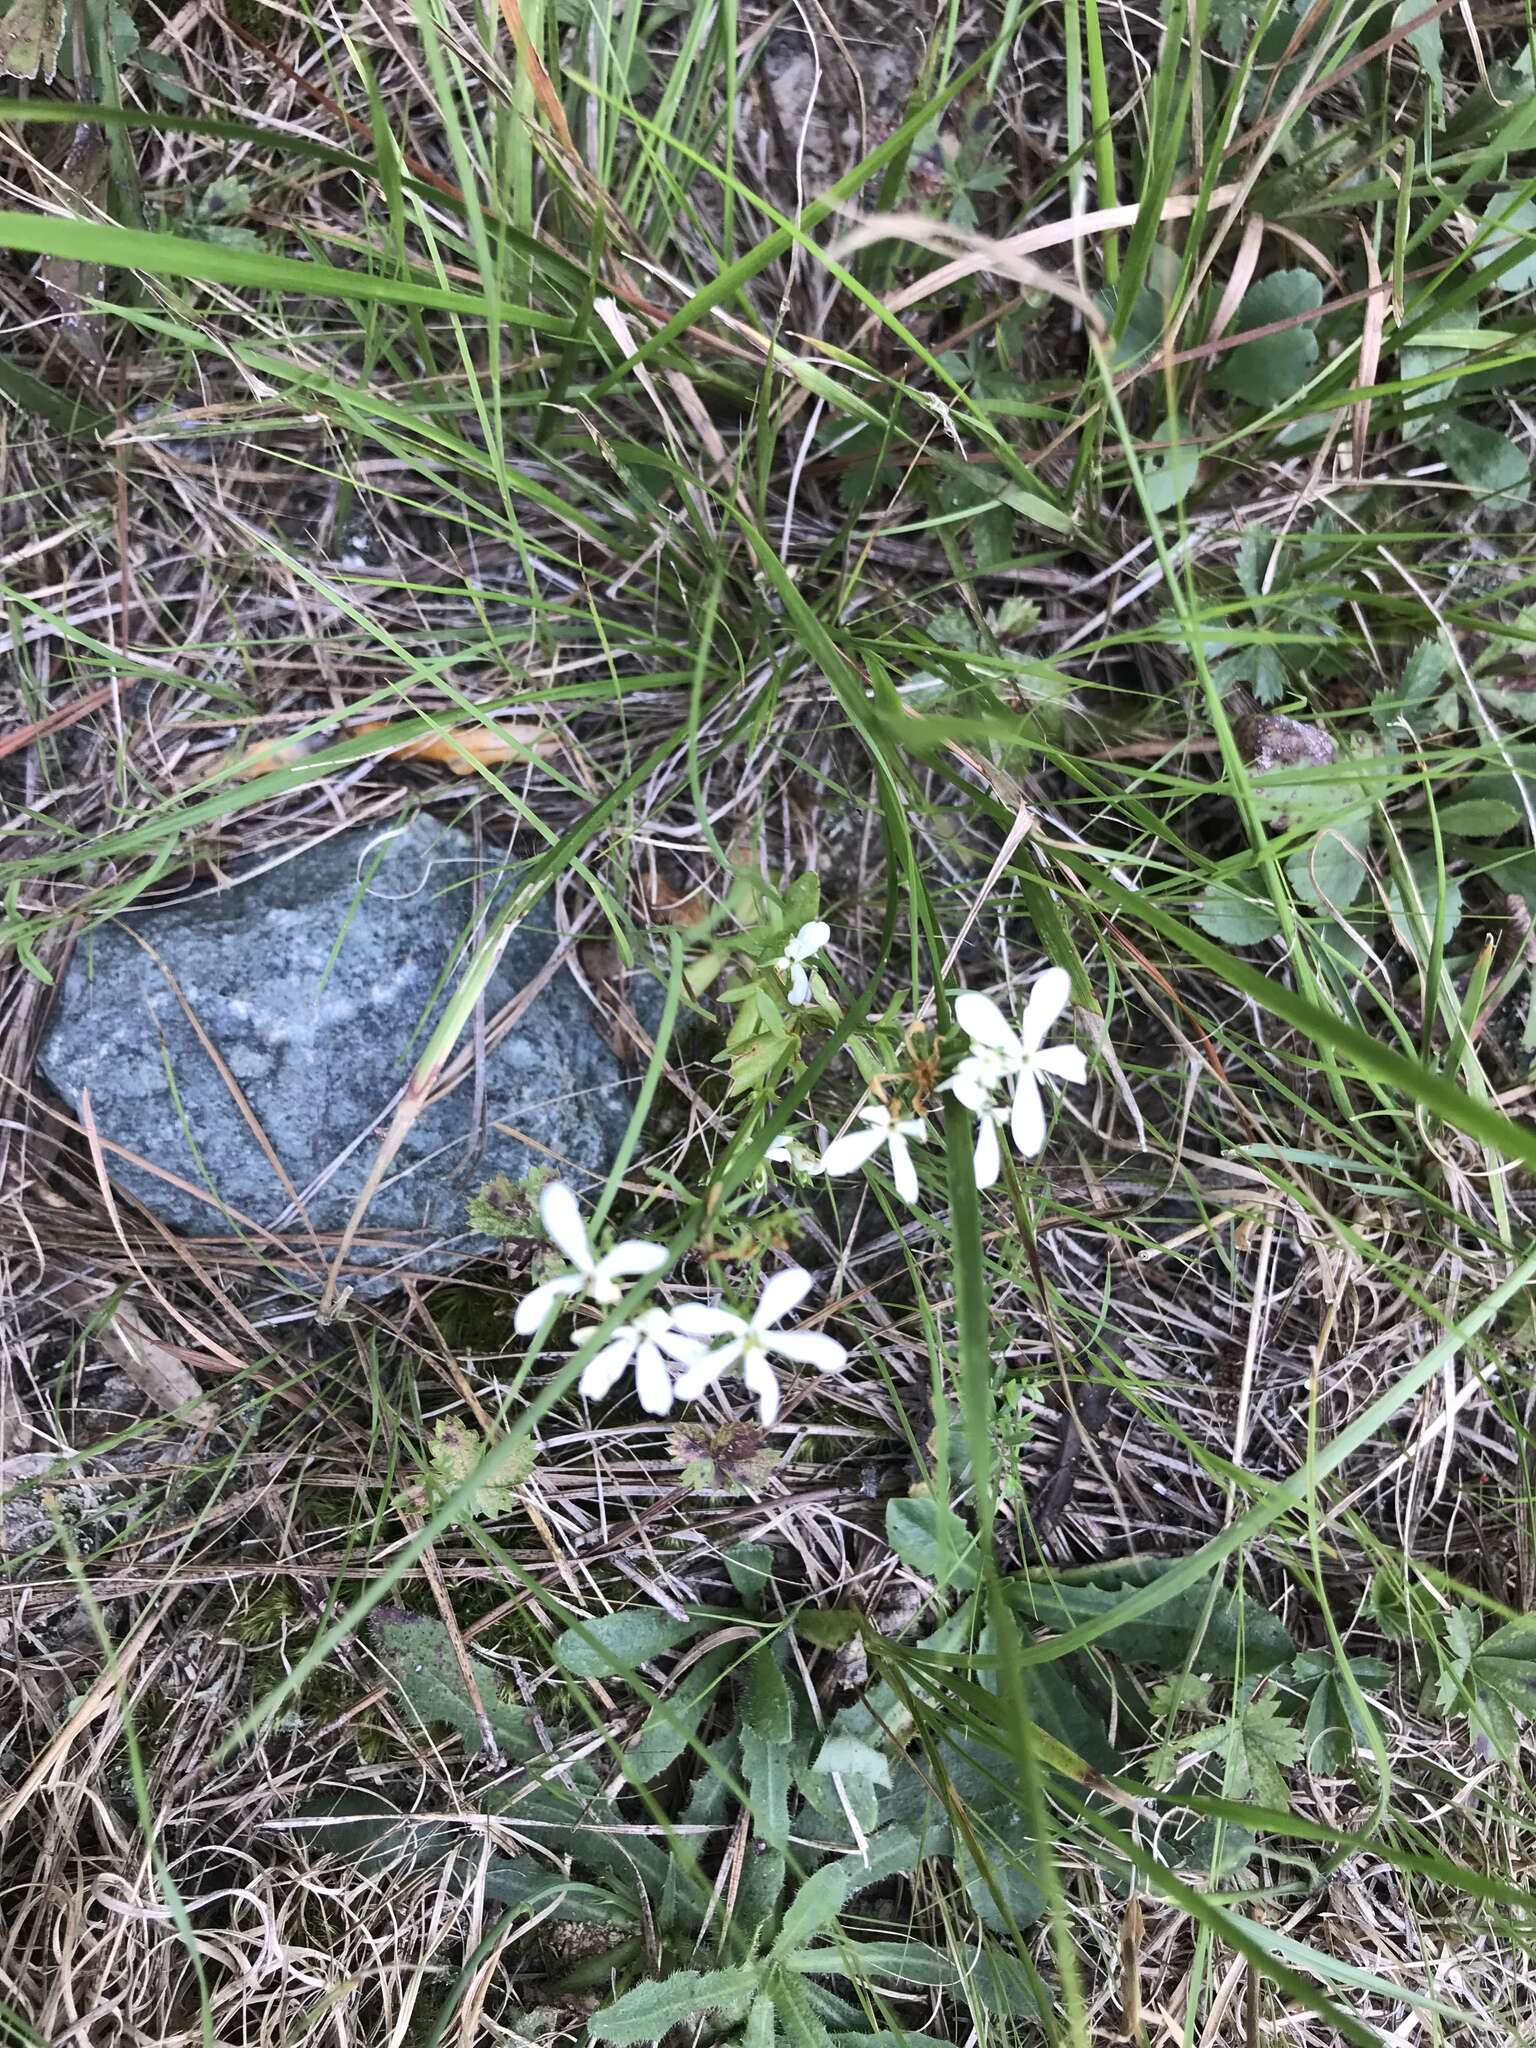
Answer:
516 1180 846 1425
820 965 1085 1199
511 957 1088 1430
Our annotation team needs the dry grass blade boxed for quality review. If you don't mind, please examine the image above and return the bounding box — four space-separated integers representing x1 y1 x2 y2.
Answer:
831 210 1108 333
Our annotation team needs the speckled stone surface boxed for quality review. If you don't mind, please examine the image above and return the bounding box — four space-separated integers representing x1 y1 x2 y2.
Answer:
38 817 646 1284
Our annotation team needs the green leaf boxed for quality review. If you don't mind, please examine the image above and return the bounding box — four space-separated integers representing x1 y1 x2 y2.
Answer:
884 1495 980 1590
1438 414 1530 502
1212 0 1250 59
1434 798 1520 838
1385 852 1462 953
795 1609 861 1649
743 1647 794 1747
745 1992 777 2048
627 1647 729 1780
725 1542 776 1609
1220 270 1324 407
782 1940 957 1987
482 1857 635 1925
1373 638 1450 734
588 1967 760 2045
1452 1615 1536 1761
774 1862 850 1952
1289 1651 1390 1774
1393 0 1442 113
1471 192 1536 294
1010 1561 1295 1674
1142 413 1200 513
554 1609 702 1679
742 1725 793 1849
1188 1686 1305 1809
811 1730 893 1790
1286 819 1369 911
425 1417 534 1517
1191 883 1281 947
371 1610 537 1757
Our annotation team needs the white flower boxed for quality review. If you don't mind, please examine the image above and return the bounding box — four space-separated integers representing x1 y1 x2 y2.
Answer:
773 920 830 1007
514 1181 666 1335
764 1128 822 1176
671 1267 848 1425
819 1101 930 1205
577 1307 704 1416
946 967 1087 1160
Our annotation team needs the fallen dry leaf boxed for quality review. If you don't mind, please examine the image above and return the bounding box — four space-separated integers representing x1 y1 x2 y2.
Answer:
98 1300 218 1429
352 717 560 771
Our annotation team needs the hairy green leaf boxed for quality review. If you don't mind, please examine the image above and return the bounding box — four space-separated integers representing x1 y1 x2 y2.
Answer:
588 1967 760 2045
554 1609 702 1678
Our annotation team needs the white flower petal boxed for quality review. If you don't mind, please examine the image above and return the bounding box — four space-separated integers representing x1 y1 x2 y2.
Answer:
973 1113 1001 1190
787 920 830 962
893 1116 929 1144
767 1329 847 1374
1034 1043 1088 1086
514 1274 581 1335
889 1133 920 1205
954 990 1022 1056
742 1352 781 1426
539 1180 594 1272
1011 1071 1046 1158
943 1069 994 1112
754 1265 816 1332
787 961 811 1006
633 1343 675 1416
579 1332 637 1401
820 1129 886 1175
671 1304 747 1340
596 1239 668 1285
1018 967 1072 1053
673 1351 733 1402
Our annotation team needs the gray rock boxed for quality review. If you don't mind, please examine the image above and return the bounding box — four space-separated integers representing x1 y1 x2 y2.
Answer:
38 816 651 1288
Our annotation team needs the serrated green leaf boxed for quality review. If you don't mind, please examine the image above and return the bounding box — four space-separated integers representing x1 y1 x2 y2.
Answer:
554 1609 702 1679
1221 270 1324 407
742 1725 793 1848
1461 1615 1536 1760
1189 1687 1304 1809
744 1646 794 1746
1191 883 1281 947
1438 414 1530 501
426 1417 534 1517
745 1992 777 2048
588 1967 761 2045
774 1862 850 1953
1434 798 1520 838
